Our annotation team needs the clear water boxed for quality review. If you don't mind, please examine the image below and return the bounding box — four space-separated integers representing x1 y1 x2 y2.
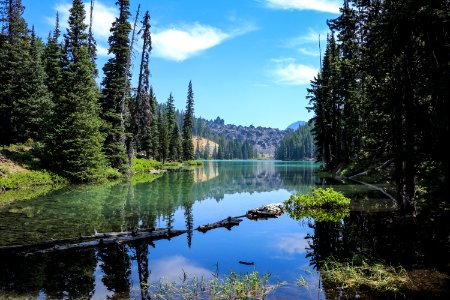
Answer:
0 160 448 299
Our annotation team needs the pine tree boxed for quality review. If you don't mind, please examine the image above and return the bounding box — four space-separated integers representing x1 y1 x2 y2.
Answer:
158 109 169 163
182 81 195 161
101 0 132 174
0 0 30 144
148 87 159 159
169 123 182 161
14 26 52 141
44 12 64 99
87 0 97 77
165 93 176 160
46 0 106 181
132 10 152 156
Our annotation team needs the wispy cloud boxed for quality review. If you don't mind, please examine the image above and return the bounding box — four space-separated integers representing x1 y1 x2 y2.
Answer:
153 22 256 62
271 58 318 85
298 47 320 57
265 0 340 14
287 28 328 47
274 233 310 255
47 1 117 57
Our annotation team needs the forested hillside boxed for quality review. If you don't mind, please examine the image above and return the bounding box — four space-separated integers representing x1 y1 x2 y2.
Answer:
193 117 286 158
0 0 196 182
308 0 449 208
275 123 315 161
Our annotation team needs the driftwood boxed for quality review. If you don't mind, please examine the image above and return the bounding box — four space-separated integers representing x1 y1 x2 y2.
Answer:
246 203 285 220
196 217 242 233
25 229 186 256
239 261 255 265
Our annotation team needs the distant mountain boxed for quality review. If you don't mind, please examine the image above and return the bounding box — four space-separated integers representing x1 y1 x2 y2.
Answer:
286 121 306 131
193 117 287 158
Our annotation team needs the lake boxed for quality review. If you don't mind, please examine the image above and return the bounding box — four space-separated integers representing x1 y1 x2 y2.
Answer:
0 160 448 299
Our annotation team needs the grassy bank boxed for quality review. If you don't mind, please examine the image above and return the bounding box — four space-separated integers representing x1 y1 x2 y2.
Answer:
1 143 204 204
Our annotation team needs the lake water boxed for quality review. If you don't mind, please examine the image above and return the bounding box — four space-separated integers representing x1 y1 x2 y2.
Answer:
0 160 448 299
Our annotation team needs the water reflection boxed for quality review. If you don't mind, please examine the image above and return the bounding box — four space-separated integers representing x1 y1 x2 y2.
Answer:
2 161 446 299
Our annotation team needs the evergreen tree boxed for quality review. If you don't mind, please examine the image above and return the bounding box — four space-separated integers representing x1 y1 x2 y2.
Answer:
169 123 182 161
148 87 159 159
101 0 132 174
44 12 64 100
157 109 169 163
0 0 30 144
87 0 97 77
165 93 177 160
14 26 52 141
132 10 152 156
47 0 106 181
182 81 195 160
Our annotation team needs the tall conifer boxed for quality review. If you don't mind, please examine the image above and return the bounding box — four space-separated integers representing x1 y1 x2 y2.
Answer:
101 0 132 174
182 81 195 160
47 0 106 181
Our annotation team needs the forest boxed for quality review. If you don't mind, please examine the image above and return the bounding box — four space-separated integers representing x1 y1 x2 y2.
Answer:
308 0 449 209
0 0 197 182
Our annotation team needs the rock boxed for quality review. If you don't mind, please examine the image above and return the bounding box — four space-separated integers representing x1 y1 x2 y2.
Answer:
246 203 285 220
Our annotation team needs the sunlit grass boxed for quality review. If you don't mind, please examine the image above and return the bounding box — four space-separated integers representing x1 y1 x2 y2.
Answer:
145 271 280 300
321 258 409 293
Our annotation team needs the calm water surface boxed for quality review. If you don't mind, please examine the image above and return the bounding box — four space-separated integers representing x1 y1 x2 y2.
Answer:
0 160 448 299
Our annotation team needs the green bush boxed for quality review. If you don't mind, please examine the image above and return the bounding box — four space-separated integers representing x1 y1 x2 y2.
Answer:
285 188 350 209
132 158 162 174
284 188 351 222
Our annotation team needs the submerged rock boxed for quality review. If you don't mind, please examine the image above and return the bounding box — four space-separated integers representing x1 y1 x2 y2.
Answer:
246 203 285 220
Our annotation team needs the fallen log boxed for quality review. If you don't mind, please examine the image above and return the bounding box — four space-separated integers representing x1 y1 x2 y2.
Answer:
0 227 157 251
246 203 285 220
25 229 186 256
196 216 242 233
239 261 255 265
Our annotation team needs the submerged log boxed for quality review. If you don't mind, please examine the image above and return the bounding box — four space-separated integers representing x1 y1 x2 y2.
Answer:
25 229 186 256
196 216 242 233
246 203 285 220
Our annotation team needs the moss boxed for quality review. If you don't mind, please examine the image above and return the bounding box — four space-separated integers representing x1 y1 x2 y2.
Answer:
285 188 350 209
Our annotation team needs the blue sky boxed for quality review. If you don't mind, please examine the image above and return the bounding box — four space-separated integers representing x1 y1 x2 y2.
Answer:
23 0 341 129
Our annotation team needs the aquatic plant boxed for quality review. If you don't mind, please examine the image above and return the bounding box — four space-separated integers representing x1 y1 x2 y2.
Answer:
320 258 409 294
284 188 350 222
147 271 278 300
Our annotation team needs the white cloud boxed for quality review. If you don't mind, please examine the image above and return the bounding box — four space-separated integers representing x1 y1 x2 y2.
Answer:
152 24 229 62
271 59 318 85
298 47 320 57
48 1 117 57
96 44 110 57
287 28 328 47
274 233 310 254
265 0 340 14
151 256 213 282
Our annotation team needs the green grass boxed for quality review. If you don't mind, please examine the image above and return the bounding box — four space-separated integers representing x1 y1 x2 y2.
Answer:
132 158 163 174
321 258 409 294
0 169 68 190
145 271 279 300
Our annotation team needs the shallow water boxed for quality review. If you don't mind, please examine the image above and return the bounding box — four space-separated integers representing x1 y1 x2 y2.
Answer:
0 160 448 299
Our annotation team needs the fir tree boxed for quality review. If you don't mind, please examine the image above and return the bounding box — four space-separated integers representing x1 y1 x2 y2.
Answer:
158 109 169 163
46 0 106 181
132 10 152 156
182 81 195 161
101 0 132 174
148 87 159 159
0 0 30 144
44 12 64 99
87 0 97 77
14 26 52 141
